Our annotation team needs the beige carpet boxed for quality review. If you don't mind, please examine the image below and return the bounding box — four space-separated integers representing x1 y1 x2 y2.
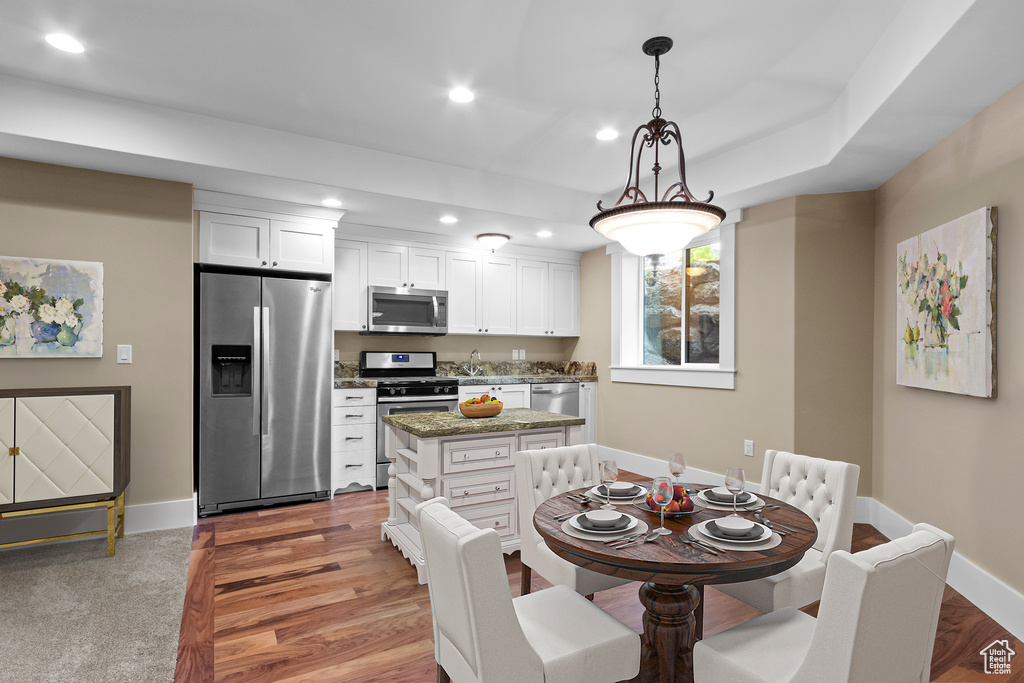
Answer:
0 527 192 683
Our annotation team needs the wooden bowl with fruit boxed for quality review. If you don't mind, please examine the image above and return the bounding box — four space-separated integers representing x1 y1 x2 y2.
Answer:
458 394 503 418
641 484 706 517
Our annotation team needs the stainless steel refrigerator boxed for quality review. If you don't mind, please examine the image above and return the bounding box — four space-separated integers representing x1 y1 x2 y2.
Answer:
196 265 332 515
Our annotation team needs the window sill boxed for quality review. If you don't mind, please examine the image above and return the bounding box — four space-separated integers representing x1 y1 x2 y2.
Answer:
609 365 736 389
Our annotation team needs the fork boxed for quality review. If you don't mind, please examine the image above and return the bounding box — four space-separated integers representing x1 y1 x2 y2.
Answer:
605 531 645 545
616 531 661 548
754 513 790 535
680 537 719 555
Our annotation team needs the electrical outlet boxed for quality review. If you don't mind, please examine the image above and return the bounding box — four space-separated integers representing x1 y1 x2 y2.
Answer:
519 349 526 360
333 349 340 362
512 349 519 360
117 345 132 364
744 440 754 457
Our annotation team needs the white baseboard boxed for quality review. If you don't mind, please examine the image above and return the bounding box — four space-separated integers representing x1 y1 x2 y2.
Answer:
124 495 196 534
599 445 1024 641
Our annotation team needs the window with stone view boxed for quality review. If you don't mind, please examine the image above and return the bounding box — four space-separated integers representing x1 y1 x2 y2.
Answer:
642 244 720 365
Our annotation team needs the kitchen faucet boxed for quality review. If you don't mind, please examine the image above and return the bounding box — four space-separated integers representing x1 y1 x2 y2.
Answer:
467 349 481 376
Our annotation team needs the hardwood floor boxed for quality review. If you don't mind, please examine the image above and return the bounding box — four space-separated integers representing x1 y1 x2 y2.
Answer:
174 483 1022 682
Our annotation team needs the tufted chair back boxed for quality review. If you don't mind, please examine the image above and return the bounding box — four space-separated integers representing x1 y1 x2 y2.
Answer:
516 444 600 565
762 449 859 558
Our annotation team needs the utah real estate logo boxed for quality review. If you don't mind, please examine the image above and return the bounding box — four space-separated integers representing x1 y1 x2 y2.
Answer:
980 639 1015 675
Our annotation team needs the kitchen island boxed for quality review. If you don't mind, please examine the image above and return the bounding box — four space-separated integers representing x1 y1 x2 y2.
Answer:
380 408 585 583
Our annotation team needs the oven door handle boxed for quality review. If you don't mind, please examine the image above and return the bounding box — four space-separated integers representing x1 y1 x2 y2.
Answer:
377 395 460 404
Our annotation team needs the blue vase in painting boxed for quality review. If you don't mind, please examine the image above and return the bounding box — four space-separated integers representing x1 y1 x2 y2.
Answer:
30 321 60 343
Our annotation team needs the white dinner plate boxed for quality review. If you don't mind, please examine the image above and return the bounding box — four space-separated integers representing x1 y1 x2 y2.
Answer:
695 519 771 544
589 485 648 500
697 489 758 507
569 513 639 535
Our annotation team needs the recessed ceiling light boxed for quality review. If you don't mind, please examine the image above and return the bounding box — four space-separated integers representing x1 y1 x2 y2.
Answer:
448 87 475 104
439 215 459 224
536 230 553 238
45 33 84 54
321 198 343 208
596 128 619 141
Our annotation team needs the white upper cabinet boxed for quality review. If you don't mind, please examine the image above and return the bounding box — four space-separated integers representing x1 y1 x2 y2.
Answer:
446 252 483 334
481 255 516 335
369 244 445 290
446 252 516 335
516 260 579 337
199 211 334 274
334 239 368 331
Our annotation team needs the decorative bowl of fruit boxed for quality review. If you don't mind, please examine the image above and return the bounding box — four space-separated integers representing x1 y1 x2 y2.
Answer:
458 394 503 418
641 484 706 517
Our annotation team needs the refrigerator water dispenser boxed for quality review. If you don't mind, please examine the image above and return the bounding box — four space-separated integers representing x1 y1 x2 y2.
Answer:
211 345 251 396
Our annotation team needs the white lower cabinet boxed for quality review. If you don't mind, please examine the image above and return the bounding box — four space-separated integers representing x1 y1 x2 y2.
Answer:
458 383 530 409
518 429 566 451
331 388 376 492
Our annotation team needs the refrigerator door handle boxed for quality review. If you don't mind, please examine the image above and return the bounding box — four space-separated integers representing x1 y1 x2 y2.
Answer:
261 306 270 436
252 306 261 436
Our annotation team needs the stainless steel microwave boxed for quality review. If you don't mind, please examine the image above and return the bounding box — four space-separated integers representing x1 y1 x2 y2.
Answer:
365 286 448 335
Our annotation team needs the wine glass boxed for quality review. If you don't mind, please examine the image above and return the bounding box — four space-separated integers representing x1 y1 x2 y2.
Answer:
652 476 673 535
599 460 618 511
724 467 746 518
668 452 686 490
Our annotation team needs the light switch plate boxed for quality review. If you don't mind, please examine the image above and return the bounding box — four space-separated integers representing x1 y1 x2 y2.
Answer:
333 349 340 362
117 345 132 364
744 440 754 457
519 349 526 360
512 349 519 360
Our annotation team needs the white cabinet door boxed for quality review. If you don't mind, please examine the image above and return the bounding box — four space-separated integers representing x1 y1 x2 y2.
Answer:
270 220 334 274
409 248 445 290
580 382 596 444
459 384 529 409
0 398 13 505
334 239 368 331
481 255 516 335
549 262 580 336
199 212 270 268
516 260 549 336
446 252 483 334
369 243 409 287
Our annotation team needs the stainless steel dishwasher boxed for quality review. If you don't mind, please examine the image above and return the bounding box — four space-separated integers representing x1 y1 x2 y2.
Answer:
530 382 580 416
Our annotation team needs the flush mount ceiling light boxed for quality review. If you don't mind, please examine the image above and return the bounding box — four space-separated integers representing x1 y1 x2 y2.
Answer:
596 128 619 141
321 198 343 208
536 230 553 238
590 37 725 256
448 86 475 103
45 33 84 53
439 215 459 224
476 233 509 252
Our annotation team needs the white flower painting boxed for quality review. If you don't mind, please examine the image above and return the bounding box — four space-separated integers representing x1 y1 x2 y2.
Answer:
0 255 103 358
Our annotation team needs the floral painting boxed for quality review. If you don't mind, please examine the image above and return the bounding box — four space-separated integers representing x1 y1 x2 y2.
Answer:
0 256 103 358
896 207 995 397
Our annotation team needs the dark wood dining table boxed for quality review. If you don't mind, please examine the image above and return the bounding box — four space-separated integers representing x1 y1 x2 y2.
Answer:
534 484 818 683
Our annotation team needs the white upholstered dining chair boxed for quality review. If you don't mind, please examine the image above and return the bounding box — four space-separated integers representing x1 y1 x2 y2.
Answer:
416 497 641 683
515 444 633 597
715 449 859 612
694 523 954 683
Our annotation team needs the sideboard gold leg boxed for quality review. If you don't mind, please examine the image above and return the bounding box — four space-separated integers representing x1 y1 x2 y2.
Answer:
106 499 116 557
116 491 125 538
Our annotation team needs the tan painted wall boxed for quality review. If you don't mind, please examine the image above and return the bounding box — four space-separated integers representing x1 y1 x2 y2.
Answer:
0 157 194 505
874 80 1024 594
334 331 576 363
794 192 875 494
573 198 799 479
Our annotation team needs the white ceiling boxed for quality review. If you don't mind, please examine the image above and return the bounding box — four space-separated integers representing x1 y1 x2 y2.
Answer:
2 0 1023 253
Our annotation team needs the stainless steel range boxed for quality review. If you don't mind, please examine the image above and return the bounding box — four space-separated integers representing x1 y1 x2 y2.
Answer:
360 351 459 488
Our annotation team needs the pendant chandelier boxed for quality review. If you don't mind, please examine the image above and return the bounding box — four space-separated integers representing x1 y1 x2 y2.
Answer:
590 37 725 256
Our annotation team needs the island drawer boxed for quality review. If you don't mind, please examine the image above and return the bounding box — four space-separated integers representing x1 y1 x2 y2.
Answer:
443 471 515 507
457 502 517 540
332 388 375 406
518 429 565 452
442 435 516 473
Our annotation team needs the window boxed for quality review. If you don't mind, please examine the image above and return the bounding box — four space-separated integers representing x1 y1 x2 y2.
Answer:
610 222 735 389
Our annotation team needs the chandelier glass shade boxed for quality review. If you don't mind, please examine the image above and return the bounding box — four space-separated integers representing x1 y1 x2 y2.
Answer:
590 37 725 256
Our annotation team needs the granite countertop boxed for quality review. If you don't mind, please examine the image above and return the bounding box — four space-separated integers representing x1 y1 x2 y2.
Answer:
457 375 597 386
334 359 597 389
381 407 585 438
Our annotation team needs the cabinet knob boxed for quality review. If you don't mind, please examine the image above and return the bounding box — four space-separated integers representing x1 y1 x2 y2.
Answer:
261 261 268 266
410 283 415 287
484 328 488 332
478 328 482 332
464 454 469 459
494 450 500 456
403 282 408 287
497 387 502 391
495 485 501 491
362 324 366 329
463 490 470 496
493 521 500 527
272 261 278 267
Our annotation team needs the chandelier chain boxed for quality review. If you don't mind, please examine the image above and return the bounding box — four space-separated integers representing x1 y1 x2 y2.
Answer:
652 53 662 119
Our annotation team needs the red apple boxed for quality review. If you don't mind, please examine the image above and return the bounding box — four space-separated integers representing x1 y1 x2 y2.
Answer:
672 484 686 501
678 494 694 513
664 499 681 514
